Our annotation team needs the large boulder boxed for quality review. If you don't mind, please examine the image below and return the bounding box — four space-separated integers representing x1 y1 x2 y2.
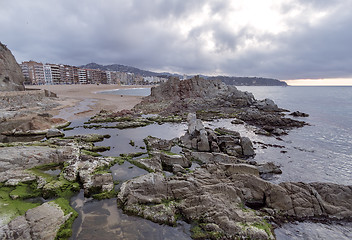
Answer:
0 202 69 240
0 42 25 91
134 76 255 114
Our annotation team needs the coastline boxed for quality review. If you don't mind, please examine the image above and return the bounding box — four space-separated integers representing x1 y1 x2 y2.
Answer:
26 84 152 120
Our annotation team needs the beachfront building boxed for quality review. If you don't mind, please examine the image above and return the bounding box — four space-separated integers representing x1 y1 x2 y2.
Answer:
59 64 75 84
78 69 87 84
20 61 45 85
106 71 121 85
49 64 61 84
21 61 147 85
43 64 53 85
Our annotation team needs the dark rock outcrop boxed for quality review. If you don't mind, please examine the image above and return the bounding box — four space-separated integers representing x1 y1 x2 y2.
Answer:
289 111 309 117
0 42 25 91
134 76 307 135
134 76 255 115
180 113 255 158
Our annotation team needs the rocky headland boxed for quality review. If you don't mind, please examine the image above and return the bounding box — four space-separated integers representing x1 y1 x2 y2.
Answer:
133 76 307 136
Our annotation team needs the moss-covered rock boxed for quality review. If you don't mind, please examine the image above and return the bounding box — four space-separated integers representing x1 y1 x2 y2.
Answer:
53 198 78 240
0 182 41 225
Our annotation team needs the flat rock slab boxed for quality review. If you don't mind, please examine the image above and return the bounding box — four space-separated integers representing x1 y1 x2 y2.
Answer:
0 146 74 183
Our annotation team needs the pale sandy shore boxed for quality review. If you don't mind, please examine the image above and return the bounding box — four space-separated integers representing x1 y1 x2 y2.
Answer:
26 84 151 120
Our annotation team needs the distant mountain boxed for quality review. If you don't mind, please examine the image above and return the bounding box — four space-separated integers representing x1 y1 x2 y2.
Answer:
80 63 160 77
207 76 287 86
80 63 287 86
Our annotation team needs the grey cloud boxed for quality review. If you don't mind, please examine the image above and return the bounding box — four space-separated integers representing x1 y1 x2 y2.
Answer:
1 0 352 80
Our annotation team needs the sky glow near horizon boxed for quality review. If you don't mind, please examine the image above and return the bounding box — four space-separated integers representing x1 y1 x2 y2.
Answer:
285 78 352 86
1 0 352 86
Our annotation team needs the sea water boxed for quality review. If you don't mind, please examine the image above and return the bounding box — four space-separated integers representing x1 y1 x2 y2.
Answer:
66 86 351 239
236 86 352 240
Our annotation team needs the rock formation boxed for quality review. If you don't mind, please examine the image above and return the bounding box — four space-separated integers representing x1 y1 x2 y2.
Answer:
0 42 25 91
117 114 351 239
118 163 352 239
0 202 70 240
134 75 255 114
134 76 307 135
1 114 68 137
180 113 255 158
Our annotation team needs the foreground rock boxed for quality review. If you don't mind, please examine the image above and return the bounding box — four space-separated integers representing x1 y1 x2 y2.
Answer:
0 144 76 184
0 42 25 91
0 202 69 240
0 135 115 195
117 115 350 239
118 164 352 239
0 135 118 238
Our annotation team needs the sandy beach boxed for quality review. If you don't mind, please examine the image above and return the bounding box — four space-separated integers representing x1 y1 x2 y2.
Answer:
26 84 151 120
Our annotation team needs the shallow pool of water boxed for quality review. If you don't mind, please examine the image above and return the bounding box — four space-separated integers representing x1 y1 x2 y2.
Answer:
70 190 191 240
110 161 149 190
64 120 187 156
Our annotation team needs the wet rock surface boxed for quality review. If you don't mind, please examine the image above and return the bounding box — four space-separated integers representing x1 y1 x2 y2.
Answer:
289 111 309 117
0 202 69 240
0 144 75 184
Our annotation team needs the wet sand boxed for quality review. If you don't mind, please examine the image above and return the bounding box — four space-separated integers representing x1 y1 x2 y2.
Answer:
26 84 151 120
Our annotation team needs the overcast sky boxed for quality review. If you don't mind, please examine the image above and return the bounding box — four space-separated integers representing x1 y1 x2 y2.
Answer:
1 0 352 82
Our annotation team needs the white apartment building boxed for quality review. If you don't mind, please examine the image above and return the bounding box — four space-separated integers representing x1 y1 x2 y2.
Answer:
43 64 53 85
78 69 87 84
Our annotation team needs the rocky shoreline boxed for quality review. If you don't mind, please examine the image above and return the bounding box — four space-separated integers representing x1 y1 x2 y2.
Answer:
0 76 351 239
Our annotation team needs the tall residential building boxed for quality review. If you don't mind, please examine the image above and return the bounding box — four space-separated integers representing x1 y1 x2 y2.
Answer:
20 61 45 85
43 64 53 85
49 64 61 84
106 71 121 85
20 63 31 84
78 69 87 84
73 66 79 84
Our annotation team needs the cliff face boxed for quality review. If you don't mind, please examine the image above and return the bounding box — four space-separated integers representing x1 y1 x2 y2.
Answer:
0 42 25 91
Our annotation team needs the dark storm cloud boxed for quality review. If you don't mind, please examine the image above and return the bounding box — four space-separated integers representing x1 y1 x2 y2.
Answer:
1 0 352 80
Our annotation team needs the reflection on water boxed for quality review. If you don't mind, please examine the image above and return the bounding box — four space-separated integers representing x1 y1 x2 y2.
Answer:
110 161 148 190
64 121 187 157
70 190 191 240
